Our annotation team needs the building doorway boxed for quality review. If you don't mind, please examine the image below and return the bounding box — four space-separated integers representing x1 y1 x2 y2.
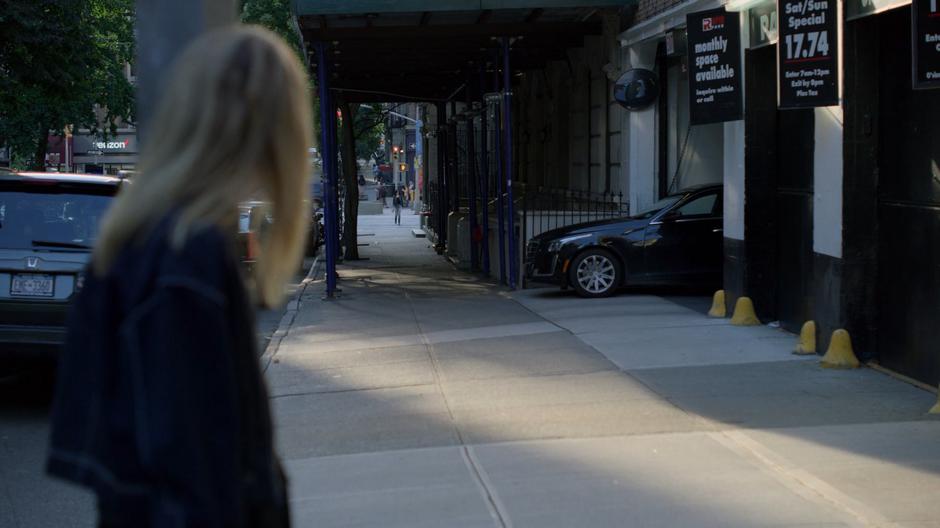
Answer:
873 7 940 383
744 44 815 331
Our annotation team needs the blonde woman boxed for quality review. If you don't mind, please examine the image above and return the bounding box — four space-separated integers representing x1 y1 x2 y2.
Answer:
46 26 311 527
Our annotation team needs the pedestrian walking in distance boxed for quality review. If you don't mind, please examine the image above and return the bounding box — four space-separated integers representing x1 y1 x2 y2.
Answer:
46 26 311 528
393 190 403 225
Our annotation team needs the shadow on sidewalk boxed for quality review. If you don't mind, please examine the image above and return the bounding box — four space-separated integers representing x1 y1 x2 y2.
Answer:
263 212 940 525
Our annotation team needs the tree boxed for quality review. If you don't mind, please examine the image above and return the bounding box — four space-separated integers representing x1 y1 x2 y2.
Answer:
240 0 303 59
354 104 386 162
338 102 386 260
241 1 387 261
0 0 135 170
240 0 319 140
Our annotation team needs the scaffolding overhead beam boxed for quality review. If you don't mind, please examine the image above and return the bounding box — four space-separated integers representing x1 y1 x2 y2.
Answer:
294 0 629 15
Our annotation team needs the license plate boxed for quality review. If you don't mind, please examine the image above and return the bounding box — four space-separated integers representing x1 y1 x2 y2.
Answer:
11 274 55 297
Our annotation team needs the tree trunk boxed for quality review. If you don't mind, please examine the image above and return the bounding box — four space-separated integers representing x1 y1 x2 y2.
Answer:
30 124 50 171
339 100 360 260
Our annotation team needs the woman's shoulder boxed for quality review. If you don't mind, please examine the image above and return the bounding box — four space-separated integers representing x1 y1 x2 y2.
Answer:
109 216 238 304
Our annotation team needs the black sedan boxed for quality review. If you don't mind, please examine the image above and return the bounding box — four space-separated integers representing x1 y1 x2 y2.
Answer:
525 185 723 298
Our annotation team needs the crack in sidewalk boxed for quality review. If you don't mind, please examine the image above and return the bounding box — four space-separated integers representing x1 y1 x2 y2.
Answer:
397 271 512 528
269 381 436 400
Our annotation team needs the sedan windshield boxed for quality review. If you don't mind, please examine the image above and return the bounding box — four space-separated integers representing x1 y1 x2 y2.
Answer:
0 186 114 251
632 195 682 219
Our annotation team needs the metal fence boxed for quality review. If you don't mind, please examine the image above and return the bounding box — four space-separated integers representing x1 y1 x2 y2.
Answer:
517 183 629 241
425 98 631 288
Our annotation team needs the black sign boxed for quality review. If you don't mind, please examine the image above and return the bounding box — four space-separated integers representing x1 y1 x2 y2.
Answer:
748 1 778 49
686 8 743 125
614 69 660 111
913 0 940 89
777 0 839 108
846 0 909 21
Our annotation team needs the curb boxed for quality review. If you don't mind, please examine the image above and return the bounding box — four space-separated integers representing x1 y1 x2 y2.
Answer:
866 361 939 395
261 255 321 372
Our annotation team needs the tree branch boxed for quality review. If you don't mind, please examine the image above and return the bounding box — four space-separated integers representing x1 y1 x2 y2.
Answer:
353 102 405 139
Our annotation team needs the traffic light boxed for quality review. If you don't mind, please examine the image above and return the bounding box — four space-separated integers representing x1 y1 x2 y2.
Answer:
399 163 407 172
391 145 400 161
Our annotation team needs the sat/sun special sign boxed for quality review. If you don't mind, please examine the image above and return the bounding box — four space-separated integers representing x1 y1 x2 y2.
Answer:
777 0 839 108
686 8 744 125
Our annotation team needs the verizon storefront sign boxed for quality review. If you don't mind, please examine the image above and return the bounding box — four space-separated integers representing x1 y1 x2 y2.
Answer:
73 134 138 154
72 132 138 170
686 8 744 124
777 0 839 107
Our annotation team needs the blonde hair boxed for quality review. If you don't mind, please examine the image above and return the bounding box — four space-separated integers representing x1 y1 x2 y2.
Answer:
94 25 312 307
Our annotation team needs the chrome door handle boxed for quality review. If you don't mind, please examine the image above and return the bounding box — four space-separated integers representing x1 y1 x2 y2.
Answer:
712 228 723 233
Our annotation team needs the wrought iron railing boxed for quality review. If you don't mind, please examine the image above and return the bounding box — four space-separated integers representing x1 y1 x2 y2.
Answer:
516 183 630 241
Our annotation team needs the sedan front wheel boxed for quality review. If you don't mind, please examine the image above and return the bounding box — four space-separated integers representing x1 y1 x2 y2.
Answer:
570 249 620 298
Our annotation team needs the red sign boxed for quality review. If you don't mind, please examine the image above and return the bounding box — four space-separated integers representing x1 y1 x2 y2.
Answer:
702 15 725 31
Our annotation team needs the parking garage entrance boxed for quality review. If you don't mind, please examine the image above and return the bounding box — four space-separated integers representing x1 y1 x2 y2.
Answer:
297 2 631 295
740 44 816 333
844 6 940 385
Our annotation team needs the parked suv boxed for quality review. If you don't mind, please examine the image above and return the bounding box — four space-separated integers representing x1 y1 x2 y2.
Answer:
0 172 123 357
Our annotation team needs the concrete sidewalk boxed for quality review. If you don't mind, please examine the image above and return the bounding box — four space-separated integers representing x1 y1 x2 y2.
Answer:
266 208 940 528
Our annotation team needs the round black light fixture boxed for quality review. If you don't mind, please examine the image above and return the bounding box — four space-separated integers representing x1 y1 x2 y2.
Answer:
613 69 659 111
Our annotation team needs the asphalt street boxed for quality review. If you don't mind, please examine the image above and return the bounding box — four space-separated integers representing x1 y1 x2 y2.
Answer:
0 259 311 528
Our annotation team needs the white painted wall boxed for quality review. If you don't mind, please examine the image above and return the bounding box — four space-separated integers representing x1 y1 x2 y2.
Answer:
813 106 843 258
723 11 747 242
626 43 658 213
723 120 746 240
674 124 724 189
813 0 844 259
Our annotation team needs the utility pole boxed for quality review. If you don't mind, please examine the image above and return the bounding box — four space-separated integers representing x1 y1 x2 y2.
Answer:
135 0 236 138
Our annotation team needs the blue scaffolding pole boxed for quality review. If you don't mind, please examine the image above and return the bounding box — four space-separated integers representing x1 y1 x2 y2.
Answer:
435 102 448 253
467 72 479 272
479 63 490 277
316 42 338 298
502 37 517 290
493 50 506 286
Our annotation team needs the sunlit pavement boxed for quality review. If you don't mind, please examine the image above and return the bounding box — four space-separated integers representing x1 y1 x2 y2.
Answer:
265 208 940 528
1 208 937 527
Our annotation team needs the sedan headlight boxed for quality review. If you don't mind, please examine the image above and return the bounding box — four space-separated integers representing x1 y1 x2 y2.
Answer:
547 233 591 253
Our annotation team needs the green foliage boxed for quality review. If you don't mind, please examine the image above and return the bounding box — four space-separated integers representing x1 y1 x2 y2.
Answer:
353 104 386 161
0 0 135 169
240 0 320 142
240 0 303 60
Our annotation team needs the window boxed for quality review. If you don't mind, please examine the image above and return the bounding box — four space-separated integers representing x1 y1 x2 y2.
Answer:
634 195 682 219
0 186 114 250
675 193 718 217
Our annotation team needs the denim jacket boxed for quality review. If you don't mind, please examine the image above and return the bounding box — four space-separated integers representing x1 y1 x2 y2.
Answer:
46 215 288 527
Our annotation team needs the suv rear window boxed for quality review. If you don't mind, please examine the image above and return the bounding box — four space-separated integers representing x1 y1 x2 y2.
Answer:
0 183 116 251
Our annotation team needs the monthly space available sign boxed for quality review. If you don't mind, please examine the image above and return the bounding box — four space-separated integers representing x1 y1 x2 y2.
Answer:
777 0 839 107
913 0 940 89
686 8 743 124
